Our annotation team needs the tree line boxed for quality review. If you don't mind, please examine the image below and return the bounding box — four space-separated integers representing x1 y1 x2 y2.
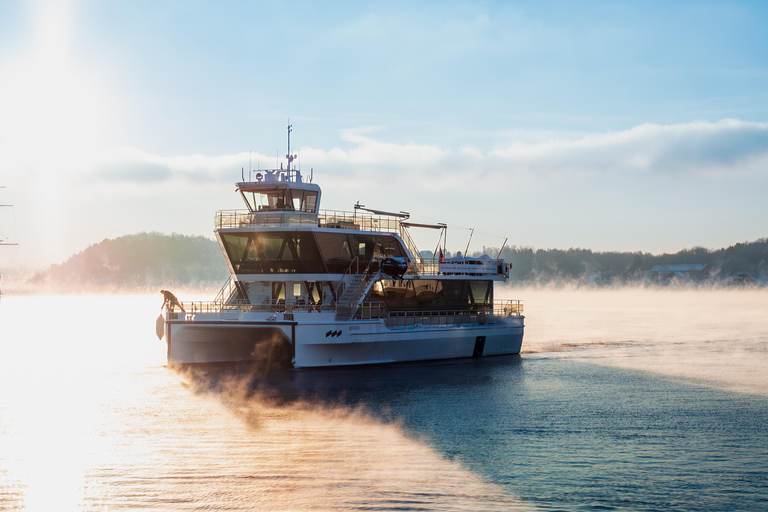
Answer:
28 232 228 292
423 238 768 285
27 233 768 292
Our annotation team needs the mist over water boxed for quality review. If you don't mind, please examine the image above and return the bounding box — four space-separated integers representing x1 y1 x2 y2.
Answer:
1 290 767 511
506 286 768 396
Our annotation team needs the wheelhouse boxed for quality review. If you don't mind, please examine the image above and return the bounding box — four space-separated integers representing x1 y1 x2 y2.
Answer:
237 170 321 215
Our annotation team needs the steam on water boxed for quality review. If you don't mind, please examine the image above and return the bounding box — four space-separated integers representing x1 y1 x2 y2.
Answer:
500 286 768 396
0 289 766 510
0 295 525 511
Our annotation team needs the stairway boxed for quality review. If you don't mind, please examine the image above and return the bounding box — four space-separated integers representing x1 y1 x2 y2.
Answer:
335 271 381 320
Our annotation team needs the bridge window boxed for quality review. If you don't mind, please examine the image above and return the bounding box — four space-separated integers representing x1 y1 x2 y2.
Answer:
221 232 324 274
240 189 318 213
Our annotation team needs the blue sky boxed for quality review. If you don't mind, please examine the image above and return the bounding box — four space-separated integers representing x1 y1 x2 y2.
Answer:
1 0 767 265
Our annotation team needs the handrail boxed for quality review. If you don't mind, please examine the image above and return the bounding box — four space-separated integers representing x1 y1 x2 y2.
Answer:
170 298 337 314
215 208 408 232
212 277 237 306
398 223 424 271
168 298 524 319
333 256 360 302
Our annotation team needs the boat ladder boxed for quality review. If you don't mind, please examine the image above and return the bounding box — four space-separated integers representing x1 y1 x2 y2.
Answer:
335 271 382 321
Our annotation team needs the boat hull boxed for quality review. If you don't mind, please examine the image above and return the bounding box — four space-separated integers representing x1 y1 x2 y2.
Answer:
165 312 524 368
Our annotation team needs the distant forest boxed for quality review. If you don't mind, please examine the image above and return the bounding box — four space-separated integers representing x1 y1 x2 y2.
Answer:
25 233 768 293
28 232 228 292
431 238 768 285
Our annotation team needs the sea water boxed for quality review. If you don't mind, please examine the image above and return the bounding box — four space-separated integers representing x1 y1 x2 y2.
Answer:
0 289 766 511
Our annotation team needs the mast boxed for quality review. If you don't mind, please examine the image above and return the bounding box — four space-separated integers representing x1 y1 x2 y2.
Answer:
286 123 297 173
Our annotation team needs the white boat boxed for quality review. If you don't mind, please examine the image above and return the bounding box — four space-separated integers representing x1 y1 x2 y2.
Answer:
158 127 524 368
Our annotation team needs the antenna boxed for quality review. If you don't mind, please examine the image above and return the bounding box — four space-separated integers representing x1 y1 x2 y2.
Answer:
286 122 297 171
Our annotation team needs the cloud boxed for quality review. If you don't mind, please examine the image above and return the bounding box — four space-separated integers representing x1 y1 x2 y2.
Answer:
70 119 768 188
489 119 768 177
81 147 254 184
307 119 768 188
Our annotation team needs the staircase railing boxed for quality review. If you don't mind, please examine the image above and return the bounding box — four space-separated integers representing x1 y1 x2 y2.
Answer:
398 223 423 272
335 258 383 320
333 257 360 302
213 277 238 306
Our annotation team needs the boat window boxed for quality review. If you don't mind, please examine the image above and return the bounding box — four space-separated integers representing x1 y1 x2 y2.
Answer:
272 282 285 301
314 232 408 273
302 191 318 212
305 281 324 304
366 279 492 311
241 190 295 212
221 232 324 274
241 189 317 213
291 191 302 211
469 281 493 306
240 192 255 211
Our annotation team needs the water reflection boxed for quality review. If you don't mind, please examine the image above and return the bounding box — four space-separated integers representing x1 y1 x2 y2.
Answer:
181 355 523 406
2 292 767 511
181 354 768 512
175 357 530 512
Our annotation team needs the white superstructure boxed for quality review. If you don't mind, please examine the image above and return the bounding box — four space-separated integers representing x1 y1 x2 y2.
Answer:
159 127 524 368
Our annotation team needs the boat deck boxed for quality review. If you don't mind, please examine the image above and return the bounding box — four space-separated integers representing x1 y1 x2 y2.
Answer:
167 299 524 330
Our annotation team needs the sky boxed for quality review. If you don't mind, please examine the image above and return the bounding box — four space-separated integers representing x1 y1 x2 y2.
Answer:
1 0 767 266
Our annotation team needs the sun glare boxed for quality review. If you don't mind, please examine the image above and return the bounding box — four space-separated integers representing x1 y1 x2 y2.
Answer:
0 0 111 174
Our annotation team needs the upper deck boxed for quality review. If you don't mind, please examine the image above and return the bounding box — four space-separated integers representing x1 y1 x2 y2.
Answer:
220 158 509 280
216 207 403 232
215 206 509 279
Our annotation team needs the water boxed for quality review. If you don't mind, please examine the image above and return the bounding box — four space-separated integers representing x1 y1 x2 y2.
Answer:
0 289 767 511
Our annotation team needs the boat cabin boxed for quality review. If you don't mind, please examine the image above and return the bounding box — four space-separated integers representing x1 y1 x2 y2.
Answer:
237 169 321 216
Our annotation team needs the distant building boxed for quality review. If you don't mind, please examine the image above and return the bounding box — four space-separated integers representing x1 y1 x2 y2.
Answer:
650 264 709 282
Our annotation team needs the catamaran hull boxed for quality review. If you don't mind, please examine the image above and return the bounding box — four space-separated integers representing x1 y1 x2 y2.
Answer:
165 316 524 368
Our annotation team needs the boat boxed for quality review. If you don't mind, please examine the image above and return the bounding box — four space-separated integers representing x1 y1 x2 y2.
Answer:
158 126 524 368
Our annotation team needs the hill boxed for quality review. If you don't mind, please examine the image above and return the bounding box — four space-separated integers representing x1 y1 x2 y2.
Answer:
26 232 768 293
490 238 768 285
28 232 228 293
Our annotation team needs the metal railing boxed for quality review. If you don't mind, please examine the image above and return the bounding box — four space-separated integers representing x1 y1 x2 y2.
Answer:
212 277 238 306
386 300 523 329
215 208 406 232
398 223 424 269
333 256 361 301
167 298 523 322
171 298 337 315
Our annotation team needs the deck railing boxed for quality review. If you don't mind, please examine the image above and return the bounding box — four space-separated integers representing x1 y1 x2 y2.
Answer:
215 208 405 232
167 298 524 326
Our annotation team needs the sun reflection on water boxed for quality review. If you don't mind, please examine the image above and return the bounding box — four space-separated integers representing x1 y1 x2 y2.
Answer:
2 290 767 510
0 295 527 511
